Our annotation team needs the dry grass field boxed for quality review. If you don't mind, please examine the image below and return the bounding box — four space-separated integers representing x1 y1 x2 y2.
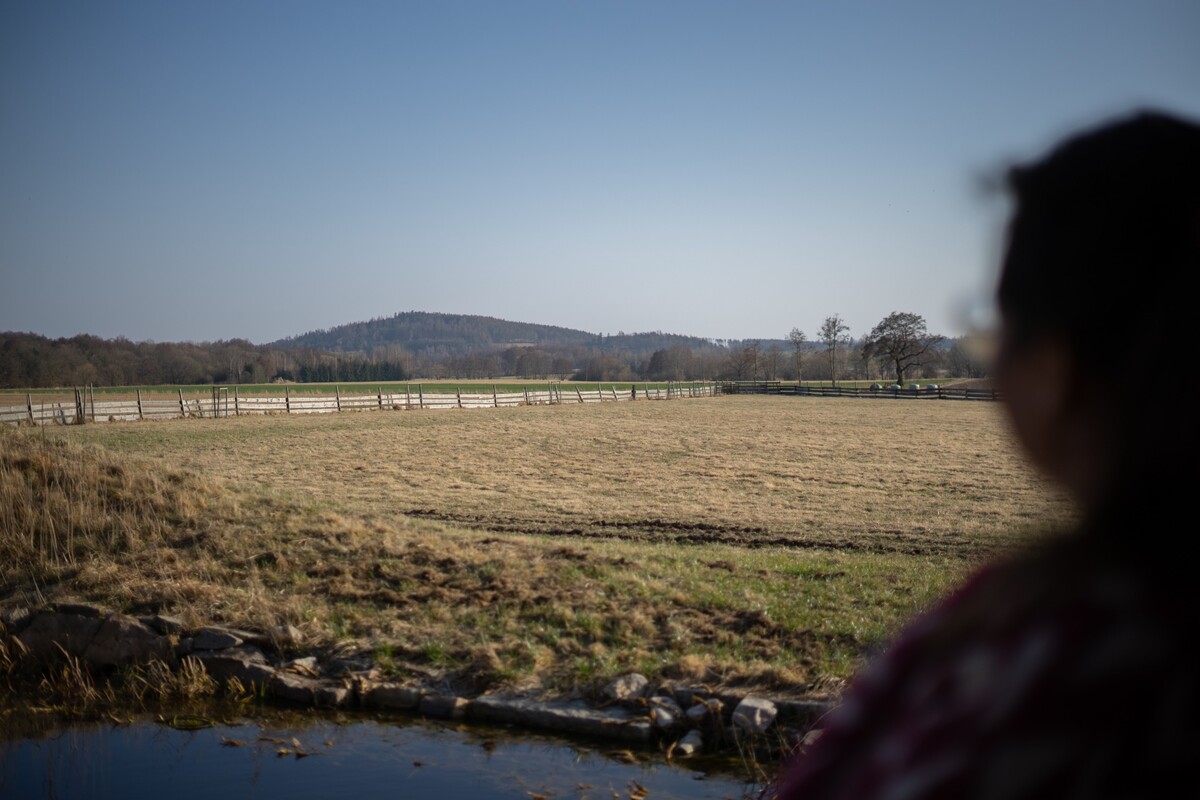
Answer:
2 396 1073 697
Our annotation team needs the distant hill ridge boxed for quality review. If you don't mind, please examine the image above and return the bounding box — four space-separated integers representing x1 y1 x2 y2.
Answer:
273 311 728 356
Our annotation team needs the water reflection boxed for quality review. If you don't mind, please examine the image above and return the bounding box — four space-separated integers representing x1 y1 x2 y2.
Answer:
2 712 763 799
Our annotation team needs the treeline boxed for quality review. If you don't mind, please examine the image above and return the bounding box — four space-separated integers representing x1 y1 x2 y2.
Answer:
0 333 412 389
1 311 985 390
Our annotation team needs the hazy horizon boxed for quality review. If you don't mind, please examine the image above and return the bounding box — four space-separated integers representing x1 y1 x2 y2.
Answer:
3 1 1198 345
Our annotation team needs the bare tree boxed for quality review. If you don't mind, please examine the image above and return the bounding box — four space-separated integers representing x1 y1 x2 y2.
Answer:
750 341 763 381
763 343 783 381
727 341 762 381
945 336 988 379
819 315 851 386
787 328 807 384
863 311 945 385
857 341 875 382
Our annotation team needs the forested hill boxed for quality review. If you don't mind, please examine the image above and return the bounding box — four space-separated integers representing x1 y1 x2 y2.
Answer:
272 311 719 356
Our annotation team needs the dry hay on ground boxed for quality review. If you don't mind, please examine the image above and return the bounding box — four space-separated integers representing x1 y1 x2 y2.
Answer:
2 396 1073 693
56 395 1071 558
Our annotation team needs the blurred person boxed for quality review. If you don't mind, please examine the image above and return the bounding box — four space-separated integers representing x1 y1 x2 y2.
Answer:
778 110 1200 799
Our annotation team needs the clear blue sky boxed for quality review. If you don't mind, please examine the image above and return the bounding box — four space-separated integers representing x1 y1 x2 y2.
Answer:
2 1 1198 344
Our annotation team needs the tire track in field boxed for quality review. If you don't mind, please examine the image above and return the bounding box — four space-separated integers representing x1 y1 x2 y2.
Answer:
402 508 992 558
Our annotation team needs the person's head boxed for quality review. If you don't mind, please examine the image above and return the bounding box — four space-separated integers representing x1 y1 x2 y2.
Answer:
994 110 1200 521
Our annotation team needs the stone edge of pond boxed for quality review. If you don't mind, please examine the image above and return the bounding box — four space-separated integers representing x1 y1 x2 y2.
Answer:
1 603 838 756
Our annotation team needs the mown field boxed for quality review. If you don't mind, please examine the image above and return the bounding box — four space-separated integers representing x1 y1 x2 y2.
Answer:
1 396 1072 697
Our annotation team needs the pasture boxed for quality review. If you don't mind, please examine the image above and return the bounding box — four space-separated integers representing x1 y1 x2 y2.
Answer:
1 395 1072 696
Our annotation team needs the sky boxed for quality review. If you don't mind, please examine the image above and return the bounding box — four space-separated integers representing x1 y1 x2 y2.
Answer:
2 1 1198 345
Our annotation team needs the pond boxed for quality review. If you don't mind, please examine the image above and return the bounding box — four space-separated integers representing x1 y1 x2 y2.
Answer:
1 711 768 800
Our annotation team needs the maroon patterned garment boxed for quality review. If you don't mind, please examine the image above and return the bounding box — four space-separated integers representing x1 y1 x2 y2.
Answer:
777 532 1199 799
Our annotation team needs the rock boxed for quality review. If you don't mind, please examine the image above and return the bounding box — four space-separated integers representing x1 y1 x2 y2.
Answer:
192 627 244 650
282 656 319 675
314 684 351 708
269 624 304 648
326 652 375 676
1 606 33 634
17 610 103 661
142 614 184 636
649 696 684 731
732 696 778 735
419 694 469 720
269 671 322 705
674 729 704 756
651 694 683 715
175 637 194 657
85 613 174 668
231 628 270 647
686 697 723 725
775 698 837 721
54 603 105 619
361 681 422 710
651 708 678 730
470 696 654 743
191 647 275 691
602 673 648 701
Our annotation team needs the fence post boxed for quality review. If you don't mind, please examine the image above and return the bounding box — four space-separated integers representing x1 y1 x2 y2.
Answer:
26 393 34 424
335 385 341 412
178 388 186 418
136 389 143 420
233 387 239 416
285 386 291 413
576 386 584 403
378 387 383 410
457 387 463 409
493 384 498 408
523 387 530 405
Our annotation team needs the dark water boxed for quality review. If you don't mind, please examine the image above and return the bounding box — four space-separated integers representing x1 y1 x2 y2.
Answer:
1 713 764 799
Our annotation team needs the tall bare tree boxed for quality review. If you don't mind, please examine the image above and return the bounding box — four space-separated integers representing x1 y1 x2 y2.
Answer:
745 340 762 381
787 328 807 384
863 311 945 385
819 315 850 386
763 343 783 381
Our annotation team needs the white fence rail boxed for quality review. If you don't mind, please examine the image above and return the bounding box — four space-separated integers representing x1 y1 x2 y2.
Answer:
1 383 721 427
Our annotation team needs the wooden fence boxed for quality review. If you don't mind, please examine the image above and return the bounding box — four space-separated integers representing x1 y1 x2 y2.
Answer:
721 381 1000 401
0 382 722 427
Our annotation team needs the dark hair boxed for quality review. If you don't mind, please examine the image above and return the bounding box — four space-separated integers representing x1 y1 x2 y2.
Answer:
997 109 1200 517
999 111 1200 355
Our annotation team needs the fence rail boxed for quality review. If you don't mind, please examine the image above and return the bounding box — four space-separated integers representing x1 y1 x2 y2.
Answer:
721 381 999 401
1 382 721 427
